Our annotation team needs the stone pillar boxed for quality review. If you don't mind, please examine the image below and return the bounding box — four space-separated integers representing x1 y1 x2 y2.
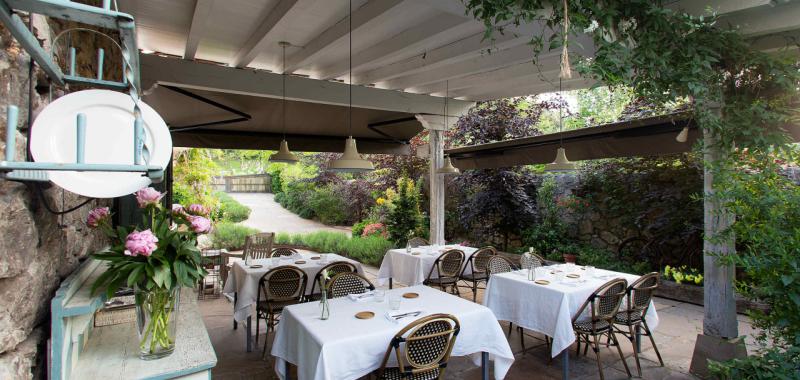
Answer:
415 114 447 245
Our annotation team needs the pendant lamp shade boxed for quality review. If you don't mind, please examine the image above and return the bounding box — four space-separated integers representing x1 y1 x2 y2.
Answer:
544 147 577 172
269 139 299 163
329 136 374 173
436 155 460 174
675 126 689 143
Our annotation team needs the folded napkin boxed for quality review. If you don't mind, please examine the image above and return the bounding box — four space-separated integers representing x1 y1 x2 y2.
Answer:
385 309 425 324
347 291 375 302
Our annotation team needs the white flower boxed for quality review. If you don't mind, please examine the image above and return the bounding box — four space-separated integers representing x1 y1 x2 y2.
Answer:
583 19 599 33
321 269 331 281
619 18 637 33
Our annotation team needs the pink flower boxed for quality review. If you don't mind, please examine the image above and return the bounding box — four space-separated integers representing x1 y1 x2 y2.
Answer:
362 223 388 238
86 207 110 228
187 204 208 216
188 215 212 234
124 229 159 257
134 187 164 208
171 204 186 216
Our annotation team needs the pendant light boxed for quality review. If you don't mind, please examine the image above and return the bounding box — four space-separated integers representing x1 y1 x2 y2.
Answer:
437 80 459 175
329 0 374 173
545 77 577 172
269 41 299 163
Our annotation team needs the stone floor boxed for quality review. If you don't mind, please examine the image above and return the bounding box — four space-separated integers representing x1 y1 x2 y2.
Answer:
199 264 759 380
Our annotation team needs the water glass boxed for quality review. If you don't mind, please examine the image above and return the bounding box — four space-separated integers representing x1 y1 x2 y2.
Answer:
388 295 401 310
586 266 596 278
373 290 385 303
554 271 566 283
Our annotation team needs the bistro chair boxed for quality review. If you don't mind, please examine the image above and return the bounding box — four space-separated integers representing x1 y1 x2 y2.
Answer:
270 246 298 258
519 252 546 270
485 255 515 276
458 246 497 302
308 261 359 300
572 278 632 380
423 249 464 295
372 314 460 380
244 232 275 261
407 237 429 248
256 266 307 359
613 272 664 376
328 272 375 298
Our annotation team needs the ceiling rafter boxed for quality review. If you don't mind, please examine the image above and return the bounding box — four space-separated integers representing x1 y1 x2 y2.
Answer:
283 0 405 74
231 0 299 68
183 0 214 60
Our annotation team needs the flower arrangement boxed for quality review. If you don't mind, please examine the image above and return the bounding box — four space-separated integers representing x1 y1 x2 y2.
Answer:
89 187 211 359
663 265 703 286
361 223 388 238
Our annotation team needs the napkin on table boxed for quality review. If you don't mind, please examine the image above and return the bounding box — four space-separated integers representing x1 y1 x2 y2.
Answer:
347 291 375 302
385 309 425 324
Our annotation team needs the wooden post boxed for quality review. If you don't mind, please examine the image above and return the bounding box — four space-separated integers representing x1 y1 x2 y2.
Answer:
415 114 447 246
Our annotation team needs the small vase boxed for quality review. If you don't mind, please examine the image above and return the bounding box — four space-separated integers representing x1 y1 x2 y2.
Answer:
135 286 180 360
320 288 330 320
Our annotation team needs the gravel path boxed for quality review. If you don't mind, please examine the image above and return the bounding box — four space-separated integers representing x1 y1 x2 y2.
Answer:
227 192 351 235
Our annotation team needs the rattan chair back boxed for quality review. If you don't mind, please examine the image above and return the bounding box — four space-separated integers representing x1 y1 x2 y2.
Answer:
626 272 659 314
433 249 464 278
486 255 514 275
407 237 429 248
520 252 545 270
258 266 307 304
310 261 358 295
244 232 275 260
328 272 375 298
466 246 497 275
573 278 628 331
270 246 298 258
377 314 460 380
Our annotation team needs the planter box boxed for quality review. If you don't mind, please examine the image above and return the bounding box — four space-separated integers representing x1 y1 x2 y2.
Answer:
655 277 770 315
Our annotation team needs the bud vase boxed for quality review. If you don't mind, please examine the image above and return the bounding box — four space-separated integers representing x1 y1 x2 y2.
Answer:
135 286 180 360
320 287 330 320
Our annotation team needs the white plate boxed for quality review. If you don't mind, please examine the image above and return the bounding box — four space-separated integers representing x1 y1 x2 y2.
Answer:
30 90 171 198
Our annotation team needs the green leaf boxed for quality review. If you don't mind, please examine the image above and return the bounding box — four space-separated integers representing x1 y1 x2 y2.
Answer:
153 264 171 288
781 275 794 286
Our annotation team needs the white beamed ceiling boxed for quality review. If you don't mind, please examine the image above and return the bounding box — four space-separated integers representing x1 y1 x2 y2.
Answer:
119 0 800 101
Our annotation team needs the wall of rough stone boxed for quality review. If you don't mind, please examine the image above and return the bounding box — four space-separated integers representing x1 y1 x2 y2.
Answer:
0 17 111 380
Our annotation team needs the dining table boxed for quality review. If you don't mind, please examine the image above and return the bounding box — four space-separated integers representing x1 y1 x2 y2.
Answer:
271 284 515 380
483 264 659 379
222 252 365 352
376 244 478 288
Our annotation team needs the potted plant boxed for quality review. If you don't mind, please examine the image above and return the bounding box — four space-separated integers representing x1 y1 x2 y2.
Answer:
88 188 211 360
558 243 580 264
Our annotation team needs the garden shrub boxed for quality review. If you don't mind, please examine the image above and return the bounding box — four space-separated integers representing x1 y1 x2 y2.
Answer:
361 223 388 238
309 186 347 225
210 222 259 250
352 220 368 236
215 191 251 222
272 231 393 267
385 177 423 246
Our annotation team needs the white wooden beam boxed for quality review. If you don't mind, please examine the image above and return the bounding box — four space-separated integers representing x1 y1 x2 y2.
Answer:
315 12 475 80
669 0 773 17
355 22 545 85
408 0 468 17
283 0 405 73
183 0 214 60
723 1 800 37
231 0 299 68
457 74 594 101
140 54 474 116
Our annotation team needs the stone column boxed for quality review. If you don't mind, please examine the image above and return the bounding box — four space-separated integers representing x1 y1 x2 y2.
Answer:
415 114 447 245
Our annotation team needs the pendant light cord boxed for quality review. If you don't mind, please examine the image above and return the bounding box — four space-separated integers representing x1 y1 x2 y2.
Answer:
348 0 353 137
558 76 564 148
282 43 287 140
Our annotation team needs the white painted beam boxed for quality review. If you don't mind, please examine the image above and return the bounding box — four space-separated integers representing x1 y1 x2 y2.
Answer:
723 1 800 37
183 0 214 60
457 74 594 101
355 22 545 85
231 0 299 68
140 54 474 116
283 0 405 73
409 0 468 17
669 0 773 17
316 12 475 80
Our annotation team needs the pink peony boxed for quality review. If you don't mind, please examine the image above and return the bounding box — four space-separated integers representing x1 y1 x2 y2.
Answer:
186 204 208 216
86 207 110 228
171 204 186 216
124 229 159 257
134 187 164 208
188 215 212 234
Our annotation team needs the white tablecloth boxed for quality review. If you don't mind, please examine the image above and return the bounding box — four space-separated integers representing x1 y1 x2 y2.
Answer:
222 252 364 322
483 265 659 358
376 245 478 286
271 285 515 380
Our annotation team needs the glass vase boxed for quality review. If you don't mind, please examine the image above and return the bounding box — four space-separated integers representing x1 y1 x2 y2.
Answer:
135 286 180 360
320 287 330 320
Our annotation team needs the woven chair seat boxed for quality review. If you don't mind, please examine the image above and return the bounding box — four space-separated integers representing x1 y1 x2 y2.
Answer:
377 367 440 380
458 272 488 281
573 319 611 333
257 299 299 313
424 277 459 285
614 310 644 325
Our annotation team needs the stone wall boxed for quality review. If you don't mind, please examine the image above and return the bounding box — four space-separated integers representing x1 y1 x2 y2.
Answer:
0 18 111 380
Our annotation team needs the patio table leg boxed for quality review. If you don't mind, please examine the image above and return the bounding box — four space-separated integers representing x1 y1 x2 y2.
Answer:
635 324 642 353
233 292 238 330
285 360 291 380
389 278 393 289
481 351 489 380
561 349 569 379
246 316 252 352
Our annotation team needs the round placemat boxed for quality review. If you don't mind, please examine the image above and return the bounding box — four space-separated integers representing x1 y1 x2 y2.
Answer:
566 274 580 279
402 292 419 299
534 280 551 285
248 265 263 268
294 260 307 264
411 252 420 256
355 311 375 320
310 256 321 260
